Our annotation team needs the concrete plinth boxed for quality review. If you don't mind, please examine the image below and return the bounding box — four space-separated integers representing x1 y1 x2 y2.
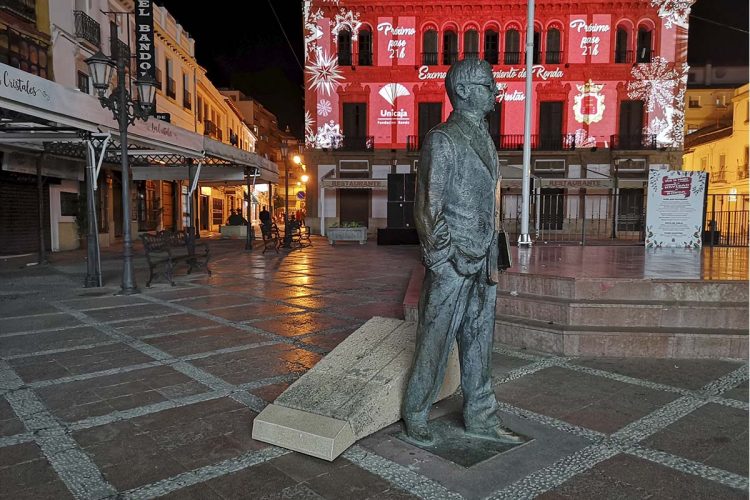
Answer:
252 316 460 461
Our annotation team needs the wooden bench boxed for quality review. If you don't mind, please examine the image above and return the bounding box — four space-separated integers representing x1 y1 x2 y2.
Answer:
140 230 211 286
290 221 312 248
261 223 281 253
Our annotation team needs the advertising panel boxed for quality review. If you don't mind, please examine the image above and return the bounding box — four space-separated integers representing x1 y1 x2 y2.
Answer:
645 170 707 248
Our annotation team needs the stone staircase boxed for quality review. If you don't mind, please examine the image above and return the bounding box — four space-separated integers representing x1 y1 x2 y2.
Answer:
495 273 749 358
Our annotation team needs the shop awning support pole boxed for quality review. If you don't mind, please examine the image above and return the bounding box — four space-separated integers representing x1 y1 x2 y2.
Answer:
245 166 258 251
187 160 202 252
36 154 47 265
84 143 102 287
518 0 535 246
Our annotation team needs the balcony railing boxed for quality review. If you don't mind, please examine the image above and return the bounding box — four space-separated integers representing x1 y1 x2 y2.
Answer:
203 120 216 137
338 135 374 151
155 68 162 90
463 51 480 59
338 51 352 66
443 51 459 65
407 135 422 152
166 77 176 99
493 134 576 151
358 51 372 66
0 0 35 22
504 51 521 64
183 90 191 110
738 167 749 180
74 10 100 48
610 134 657 150
636 48 652 63
484 51 499 65
615 49 634 63
422 52 438 65
712 171 728 183
545 50 563 64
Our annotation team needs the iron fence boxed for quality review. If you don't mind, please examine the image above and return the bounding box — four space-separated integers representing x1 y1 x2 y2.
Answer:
498 191 749 247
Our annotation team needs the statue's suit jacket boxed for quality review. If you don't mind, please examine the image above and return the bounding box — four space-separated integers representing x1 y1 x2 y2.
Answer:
415 111 501 283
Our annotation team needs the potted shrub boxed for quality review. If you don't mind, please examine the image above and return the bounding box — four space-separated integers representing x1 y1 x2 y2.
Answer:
327 221 367 245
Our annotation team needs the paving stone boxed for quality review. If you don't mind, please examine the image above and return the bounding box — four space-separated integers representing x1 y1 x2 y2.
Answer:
61 295 150 310
496 366 679 434
298 329 357 352
0 442 74 499
249 382 293 403
209 303 305 322
573 357 746 390
112 313 221 337
541 454 746 499
175 294 258 310
8 343 154 383
252 312 353 337
204 462 298 498
329 302 405 320
191 343 321 385
642 403 749 476
82 303 179 323
722 380 748 402
0 398 25 437
142 325 268 357
0 326 110 357
0 313 82 334
305 462 396 500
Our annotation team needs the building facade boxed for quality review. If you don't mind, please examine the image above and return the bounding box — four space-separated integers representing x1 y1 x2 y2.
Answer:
303 0 694 240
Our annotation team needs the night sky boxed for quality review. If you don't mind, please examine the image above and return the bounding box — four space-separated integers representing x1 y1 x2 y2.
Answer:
157 0 748 139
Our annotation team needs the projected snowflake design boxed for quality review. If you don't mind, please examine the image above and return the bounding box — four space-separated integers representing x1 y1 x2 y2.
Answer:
645 116 669 138
317 99 333 117
303 5 325 55
669 62 689 146
315 121 343 149
304 110 316 148
573 129 597 148
331 8 363 41
650 0 696 29
306 50 345 96
627 57 678 113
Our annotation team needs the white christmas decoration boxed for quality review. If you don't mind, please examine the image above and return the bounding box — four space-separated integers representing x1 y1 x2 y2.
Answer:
304 110 316 148
650 0 696 29
331 8 363 41
573 129 597 148
317 99 333 116
306 50 345 96
378 83 410 106
627 57 678 113
304 6 325 55
316 121 343 149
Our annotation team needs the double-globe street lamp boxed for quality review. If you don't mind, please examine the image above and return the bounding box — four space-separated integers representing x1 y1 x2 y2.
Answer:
85 49 157 295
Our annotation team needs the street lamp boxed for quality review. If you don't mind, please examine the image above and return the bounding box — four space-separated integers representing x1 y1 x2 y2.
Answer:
86 49 156 295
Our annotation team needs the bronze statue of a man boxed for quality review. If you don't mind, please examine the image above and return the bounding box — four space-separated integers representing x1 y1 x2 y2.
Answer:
403 58 522 445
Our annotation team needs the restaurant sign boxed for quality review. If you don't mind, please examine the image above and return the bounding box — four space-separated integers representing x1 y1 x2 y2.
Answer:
135 0 156 81
322 179 388 189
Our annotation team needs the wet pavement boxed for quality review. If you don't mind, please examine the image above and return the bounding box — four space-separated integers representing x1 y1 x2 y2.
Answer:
0 237 747 499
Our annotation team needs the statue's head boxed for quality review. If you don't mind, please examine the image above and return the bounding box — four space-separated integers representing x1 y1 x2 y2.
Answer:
445 58 498 116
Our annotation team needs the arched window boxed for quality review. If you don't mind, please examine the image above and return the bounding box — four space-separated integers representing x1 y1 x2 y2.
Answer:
337 29 352 66
484 29 499 65
443 30 458 65
358 27 372 66
422 29 438 65
615 26 630 62
504 29 520 64
533 29 541 64
636 26 652 62
463 29 479 59
546 28 561 63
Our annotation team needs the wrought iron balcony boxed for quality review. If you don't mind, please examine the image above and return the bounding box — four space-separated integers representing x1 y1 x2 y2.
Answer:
484 51 499 65
166 77 176 99
610 134 657 150
110 38 130 63
615 49 634 63
545 50 563 64
636 48 652 63
358 51 372 66
74 10 100 48
203 120 217 137
463 51 480 59
0 0 35 23
443 51 459 65
422 52 438 65
407 135 422 152
183 90 191 110
494 134 576 151
338 51 352 66
504 51 521 65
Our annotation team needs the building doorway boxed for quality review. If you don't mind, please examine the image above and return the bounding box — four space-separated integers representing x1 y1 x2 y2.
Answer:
200 195 209 231
339 189 369 227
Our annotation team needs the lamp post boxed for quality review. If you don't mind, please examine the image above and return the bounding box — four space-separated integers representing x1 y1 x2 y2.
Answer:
86 49 156 295
280 140 303 248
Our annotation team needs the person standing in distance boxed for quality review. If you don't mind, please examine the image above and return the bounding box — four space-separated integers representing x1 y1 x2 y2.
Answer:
402 58 522 445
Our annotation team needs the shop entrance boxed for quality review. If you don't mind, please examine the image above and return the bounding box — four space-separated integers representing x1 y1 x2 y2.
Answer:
339 189 369 227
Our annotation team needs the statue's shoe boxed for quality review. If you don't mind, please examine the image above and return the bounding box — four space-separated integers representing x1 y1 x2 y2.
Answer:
402 420 434 446
465 425 525 444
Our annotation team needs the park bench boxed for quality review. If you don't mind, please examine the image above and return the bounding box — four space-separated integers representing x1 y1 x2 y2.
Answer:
261 222 281 253
140 230 211 286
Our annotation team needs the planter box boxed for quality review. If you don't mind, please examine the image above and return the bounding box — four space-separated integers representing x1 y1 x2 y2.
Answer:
327 227 367 245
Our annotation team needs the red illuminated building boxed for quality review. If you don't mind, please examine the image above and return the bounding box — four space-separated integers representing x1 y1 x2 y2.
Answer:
303 0 693 239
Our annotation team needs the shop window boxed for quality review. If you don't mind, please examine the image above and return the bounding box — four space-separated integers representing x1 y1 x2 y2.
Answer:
636 26 652 63
212 198 224 226
422 29 438 65
358 27 372 66
483 29 499 64
0 28 50 79
504 29 520 64
688 96 700 108
443 30 458 65
545 28 561 63
463 29 479 59
337 29 352 66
